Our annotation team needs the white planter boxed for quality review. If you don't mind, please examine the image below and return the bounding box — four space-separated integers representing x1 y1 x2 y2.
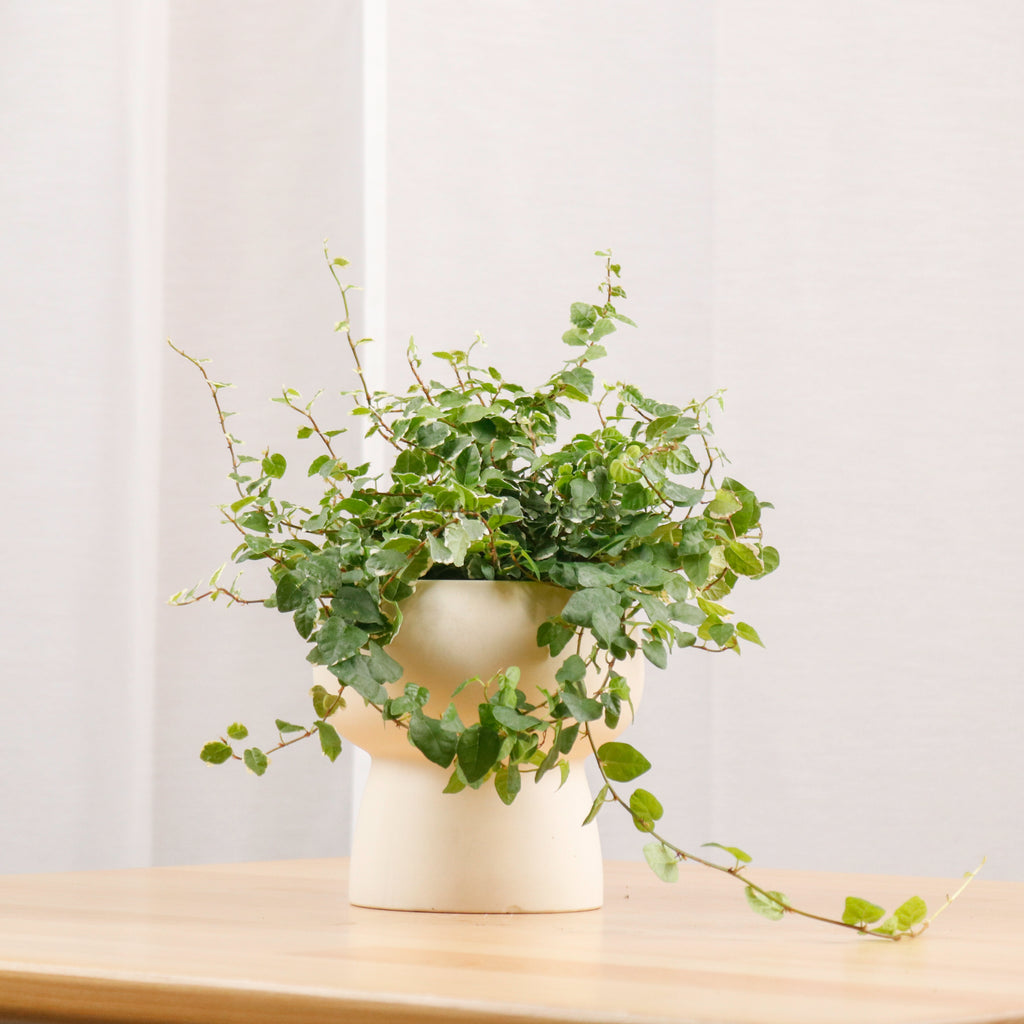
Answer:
316 579 645 913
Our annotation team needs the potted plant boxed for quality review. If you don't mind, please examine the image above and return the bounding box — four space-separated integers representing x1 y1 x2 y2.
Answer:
171 250 978 932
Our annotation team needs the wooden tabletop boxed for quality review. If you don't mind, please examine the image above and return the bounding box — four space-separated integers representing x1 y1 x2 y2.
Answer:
0 858 1022 1024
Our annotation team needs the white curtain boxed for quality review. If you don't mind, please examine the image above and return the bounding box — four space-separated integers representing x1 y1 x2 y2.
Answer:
2 1 1021 880
1 0 365 873
1 1 166 871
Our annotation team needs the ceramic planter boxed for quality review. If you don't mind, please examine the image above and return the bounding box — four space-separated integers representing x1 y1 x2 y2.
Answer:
315 579 645 913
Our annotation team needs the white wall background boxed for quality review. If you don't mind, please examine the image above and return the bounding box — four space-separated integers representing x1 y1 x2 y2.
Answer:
1 1 1021 882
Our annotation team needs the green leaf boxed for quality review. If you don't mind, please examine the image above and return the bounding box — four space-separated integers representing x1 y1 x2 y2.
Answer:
609 458 640 484
707 488 743 518
660 481 705 507
667 601 705 626
620 482 651 511
697 596 732 618
574 562 623 588
569 477 597 505
701 842 752 866
558 722 580 754
311 683 343 719
416 421 451 448
454 444 482 486
307 454 331 477
745 886 788 921
708 622 735 647
226 722 248 741
243 748 268 776
736 622 764 647
682 552 711 586
570 302 598 328
262 453 287 479
457 403 489 423
428 534 454 564
408 708 457 768
332 586 387 626
642 639 668 669
555 654 587 686
535 739 561 782
537 619 576 656
725 541 763 577
442 771 466 794
314 720 342 762
457 724 501 784
629 789 663 832
329 654 387 703
367 642 403 684
841 896 887 927
443 522 471 566
893 895 927 931
275 572 310 612
490 705 544 732
293 600 318 640
239 510 270 532
316 617 370 664
582 783 610 825
561 587 622 647
635 591 670 625
469 418 498 443
643 841 679 882
494 764 521 805
200 741 233 765
561 367 595 400
560 691 603 723
597 741 651 782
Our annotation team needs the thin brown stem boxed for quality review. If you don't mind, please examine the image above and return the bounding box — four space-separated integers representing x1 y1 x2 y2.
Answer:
324 248 402 451
282 390 337 458
407 350 436 405
167 341 244 498
171 588 267 607
582 727 976 940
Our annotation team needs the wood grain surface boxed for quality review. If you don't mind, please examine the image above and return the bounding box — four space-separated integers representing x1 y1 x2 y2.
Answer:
0 858 1021 1024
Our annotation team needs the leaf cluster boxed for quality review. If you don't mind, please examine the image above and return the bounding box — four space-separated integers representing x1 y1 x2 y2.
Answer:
176 252 777 797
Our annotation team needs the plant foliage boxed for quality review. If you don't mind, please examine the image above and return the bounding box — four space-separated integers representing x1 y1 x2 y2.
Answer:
171 250 979 939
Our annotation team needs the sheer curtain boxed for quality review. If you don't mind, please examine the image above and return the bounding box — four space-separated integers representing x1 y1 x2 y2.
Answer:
1 0 364 873
1 0 166 872
3 1 1022 879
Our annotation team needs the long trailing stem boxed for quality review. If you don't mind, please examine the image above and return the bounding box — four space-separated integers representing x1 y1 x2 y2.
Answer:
582 726 983 940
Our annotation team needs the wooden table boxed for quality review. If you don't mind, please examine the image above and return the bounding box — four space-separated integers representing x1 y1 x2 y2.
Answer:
0 858 1022 1024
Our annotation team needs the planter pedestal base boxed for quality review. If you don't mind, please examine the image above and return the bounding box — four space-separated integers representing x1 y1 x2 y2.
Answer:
349 757 603 913
320 580 644 914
